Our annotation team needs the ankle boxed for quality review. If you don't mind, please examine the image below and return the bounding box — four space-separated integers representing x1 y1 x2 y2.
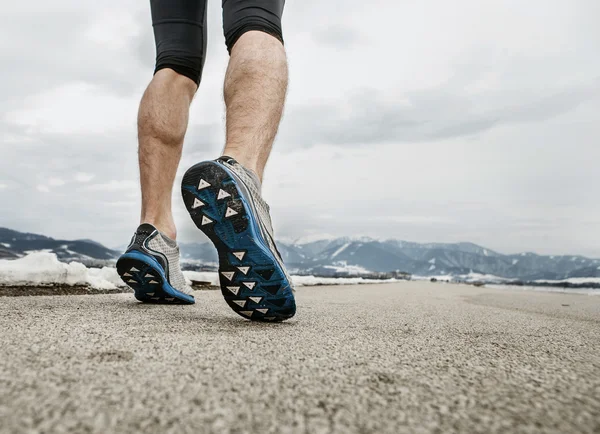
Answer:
140 218 177 241
220 149 262 181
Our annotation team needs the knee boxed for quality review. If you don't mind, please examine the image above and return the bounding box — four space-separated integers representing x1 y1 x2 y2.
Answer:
223 1 285 53
155 52 204 88
153 68 198 97
224 19 284 54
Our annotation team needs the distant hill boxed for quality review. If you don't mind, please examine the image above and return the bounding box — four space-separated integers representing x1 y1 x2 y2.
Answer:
274 237 600 280
1 227 599 280
178 236 599 280
0 228 119 263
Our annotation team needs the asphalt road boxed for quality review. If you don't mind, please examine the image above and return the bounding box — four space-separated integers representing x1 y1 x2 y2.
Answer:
1 282 599 433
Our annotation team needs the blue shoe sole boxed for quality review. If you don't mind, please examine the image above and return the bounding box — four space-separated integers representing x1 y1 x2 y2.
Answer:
181 161 296 322
116 251 195 304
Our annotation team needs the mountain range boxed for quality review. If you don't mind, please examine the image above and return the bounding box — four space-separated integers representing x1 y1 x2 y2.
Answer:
1 227 599 280
0 228 118 262
273 238 600 280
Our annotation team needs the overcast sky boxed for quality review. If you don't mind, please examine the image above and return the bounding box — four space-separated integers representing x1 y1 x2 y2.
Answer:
1 0 599 257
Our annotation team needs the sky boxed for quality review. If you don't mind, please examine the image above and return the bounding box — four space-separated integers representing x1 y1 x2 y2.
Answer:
1 0 599 257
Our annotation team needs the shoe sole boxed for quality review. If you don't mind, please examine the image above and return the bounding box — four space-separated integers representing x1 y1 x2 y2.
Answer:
181 161 296 322
116 251 195 304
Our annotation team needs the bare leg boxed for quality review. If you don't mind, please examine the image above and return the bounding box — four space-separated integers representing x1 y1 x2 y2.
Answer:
138 68 197 240
222 31 288 181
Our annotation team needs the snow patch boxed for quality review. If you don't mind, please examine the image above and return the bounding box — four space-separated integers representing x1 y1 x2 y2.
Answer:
534 277 600 285
428 264 436 271
483 249 488 256
322 261 370 274
414 272 599 289
0 252 123 290
412 274 454 282
331 243 350 259
413 272 510 284
291 275 395 286
0 253 395 291
183 271 219 286
428 258 436 264
463 272 511 282
1 243 11 248
512 259 519 265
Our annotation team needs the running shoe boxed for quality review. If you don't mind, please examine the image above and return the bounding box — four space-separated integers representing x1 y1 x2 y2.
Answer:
116 223 195 304
181 156 296 321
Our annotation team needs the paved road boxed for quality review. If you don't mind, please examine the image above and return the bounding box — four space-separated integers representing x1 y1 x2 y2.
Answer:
1 282 599 433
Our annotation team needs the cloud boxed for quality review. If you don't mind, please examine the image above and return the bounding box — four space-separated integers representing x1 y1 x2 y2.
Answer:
278 79 600 148
86 180 138 192
0 1 151 106
1 0 600 258
312 26 363 49
47 178 66 187
74 173 96 183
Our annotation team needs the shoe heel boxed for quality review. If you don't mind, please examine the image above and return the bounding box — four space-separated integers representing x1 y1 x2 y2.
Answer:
116 253 195 304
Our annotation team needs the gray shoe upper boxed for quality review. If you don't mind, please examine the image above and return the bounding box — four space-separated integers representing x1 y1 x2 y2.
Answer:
147 232 192 295
127 225 192 296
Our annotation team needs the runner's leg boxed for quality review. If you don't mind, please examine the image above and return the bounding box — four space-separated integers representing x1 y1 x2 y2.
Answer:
138 0 209 240
221 0 288 181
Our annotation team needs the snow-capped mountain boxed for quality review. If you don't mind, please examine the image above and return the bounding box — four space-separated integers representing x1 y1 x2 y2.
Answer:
1 227 598 280
177 236 600 280
275 238 600 280
0 228 118 262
